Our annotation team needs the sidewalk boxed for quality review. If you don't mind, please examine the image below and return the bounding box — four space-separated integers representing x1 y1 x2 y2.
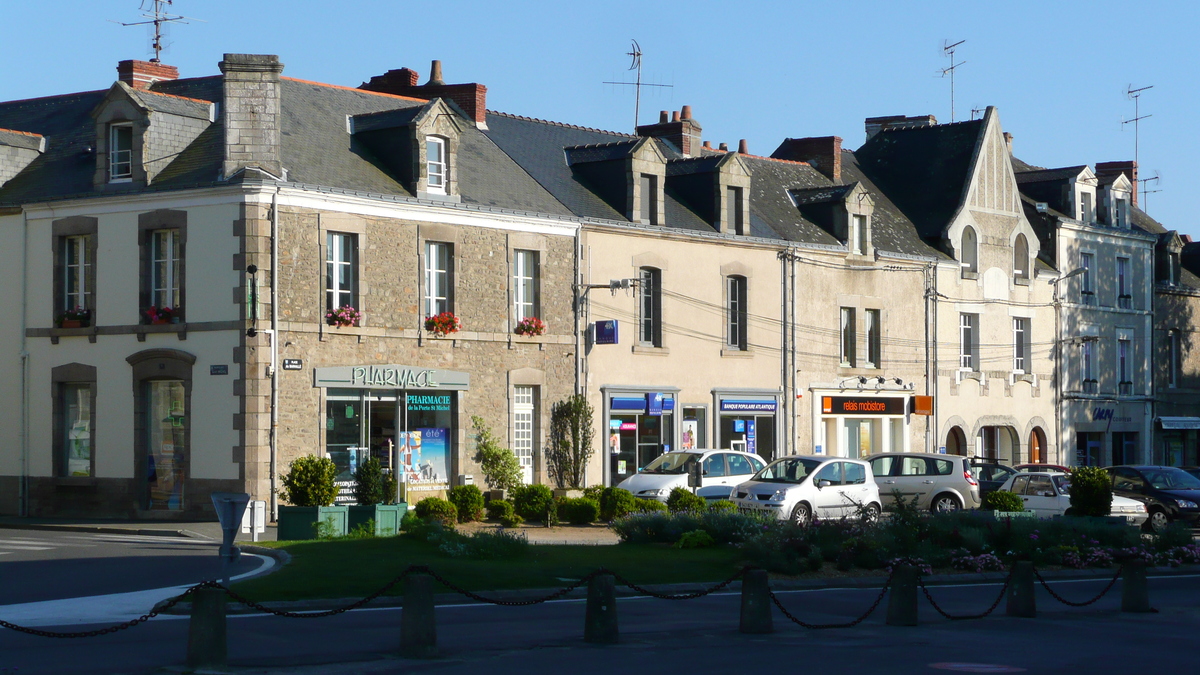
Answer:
0 516 275 542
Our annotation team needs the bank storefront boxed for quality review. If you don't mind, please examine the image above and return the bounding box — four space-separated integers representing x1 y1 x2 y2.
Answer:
812 390 912 458
714 391 780 462
603 388 679 486
314 365 470 501
1066 399 1151 467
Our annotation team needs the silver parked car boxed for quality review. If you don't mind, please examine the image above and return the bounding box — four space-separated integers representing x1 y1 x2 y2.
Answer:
615 449 766 502
867 452 982 512
999 472 1148 526
732 455 881 524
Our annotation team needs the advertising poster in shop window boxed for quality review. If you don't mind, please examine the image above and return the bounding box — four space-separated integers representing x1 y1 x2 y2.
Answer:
400 429 450 491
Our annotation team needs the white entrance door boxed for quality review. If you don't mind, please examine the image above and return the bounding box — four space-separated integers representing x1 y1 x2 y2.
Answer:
514 386 535 484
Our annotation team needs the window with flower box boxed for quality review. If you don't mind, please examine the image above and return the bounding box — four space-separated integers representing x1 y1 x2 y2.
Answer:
513 249 539 323
424 241 453 318
138 209 186 325
326 232 358 315
53 216 98 328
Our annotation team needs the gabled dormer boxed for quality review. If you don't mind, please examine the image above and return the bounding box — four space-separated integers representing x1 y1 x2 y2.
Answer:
90 80 214 190
566 137 666 225
351 98 466 201
1157 231 1184 286
0 128 45 188
1095 162 1136 229
790 182 875 257
665 152 751 234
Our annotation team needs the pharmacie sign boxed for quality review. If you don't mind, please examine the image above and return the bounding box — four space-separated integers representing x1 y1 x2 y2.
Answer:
313 364 470 390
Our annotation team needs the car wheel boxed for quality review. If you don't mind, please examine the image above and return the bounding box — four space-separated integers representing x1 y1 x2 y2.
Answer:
790 502 812 526
1146 509 1170 534
932 494 961 514
862 503 881 524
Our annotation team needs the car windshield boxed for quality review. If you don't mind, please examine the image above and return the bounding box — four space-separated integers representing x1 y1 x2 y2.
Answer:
1143 468 1200 490
640 453 698 475
753 457 823 484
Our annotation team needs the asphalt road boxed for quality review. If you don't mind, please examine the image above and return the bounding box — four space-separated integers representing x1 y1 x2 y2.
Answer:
1 573 1198 674
0 530 259 605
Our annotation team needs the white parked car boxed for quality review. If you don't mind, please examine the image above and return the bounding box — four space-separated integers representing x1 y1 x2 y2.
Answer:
998 472 1148 526
731 455 882 524
615 449 766 502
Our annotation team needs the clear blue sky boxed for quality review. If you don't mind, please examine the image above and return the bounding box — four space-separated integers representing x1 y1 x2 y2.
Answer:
3 1 1195 236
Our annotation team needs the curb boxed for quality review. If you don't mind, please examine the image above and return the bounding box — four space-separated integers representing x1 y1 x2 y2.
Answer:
0 522 209 539
157 563 1200 615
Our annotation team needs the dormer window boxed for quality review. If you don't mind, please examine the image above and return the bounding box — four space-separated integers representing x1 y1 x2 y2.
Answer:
850 214 867 255
961 226 978 277
426 136 447 194
639 173 659 225
1078 189 1094 222
726 186 745 235
1013 234 1030 282
109 123 133 182
1115 196 1129 228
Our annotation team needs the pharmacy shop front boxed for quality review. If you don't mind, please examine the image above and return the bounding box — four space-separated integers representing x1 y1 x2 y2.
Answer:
314 365 470 500
812 392 912 458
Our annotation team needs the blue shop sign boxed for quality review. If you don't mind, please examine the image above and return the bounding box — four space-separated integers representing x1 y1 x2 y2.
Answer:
610 395 675 414
720 399 777 413
647 393 663 416
594 320 619 345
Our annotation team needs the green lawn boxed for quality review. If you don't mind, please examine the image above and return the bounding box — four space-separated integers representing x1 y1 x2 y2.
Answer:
235 537 744 602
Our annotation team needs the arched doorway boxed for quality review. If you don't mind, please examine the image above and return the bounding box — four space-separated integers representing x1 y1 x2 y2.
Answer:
946 427 967 455
1029 427 1047 464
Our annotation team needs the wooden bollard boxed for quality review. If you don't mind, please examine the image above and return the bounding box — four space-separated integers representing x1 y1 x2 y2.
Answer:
584 573 618 644
186 586 227 670
1006 561 1037 618
1121 560 1153 613
886 566 919 626
739 568 774 634
399 574 438 658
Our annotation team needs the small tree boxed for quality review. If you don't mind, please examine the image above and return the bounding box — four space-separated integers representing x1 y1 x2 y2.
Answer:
472 416 523 493
547 394 595 489
279 455 338 507
1068 466 1113 517
353 456 386 505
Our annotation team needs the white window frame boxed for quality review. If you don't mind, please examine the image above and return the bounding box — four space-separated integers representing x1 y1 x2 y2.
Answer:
726 186 744 235
513 385 536 484
959 313 977 370
426 136 447 194
1078 188 1094 222
1013 317 1028 373
1116 197 1129 228
150 229 180 309
109 123 133 182
1013 234 1029 281
961 226 978 275
424 241 452 317
865 308 881 369
63 235 92 311
325 232 357 312
513 249 539 322
840 307 856 367
850 214 867 255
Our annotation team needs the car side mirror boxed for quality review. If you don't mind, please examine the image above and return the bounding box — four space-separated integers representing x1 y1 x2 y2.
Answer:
817 479 832 489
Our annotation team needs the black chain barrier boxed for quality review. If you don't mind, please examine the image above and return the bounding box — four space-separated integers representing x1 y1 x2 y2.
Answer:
919 567 1013 621
416 566 608 607
0 581 214 638
608 566 750 600
220 567 421 618
1033 566 1123 607
768 571 894 629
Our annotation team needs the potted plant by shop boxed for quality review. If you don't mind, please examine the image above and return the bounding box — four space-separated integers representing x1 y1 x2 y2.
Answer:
277 455 348 540
347 456 406 536
424 311 461 337
58 306 92 329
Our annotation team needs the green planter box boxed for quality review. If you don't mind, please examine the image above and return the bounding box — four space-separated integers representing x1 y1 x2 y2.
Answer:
277 505 349 541
348 503 407 536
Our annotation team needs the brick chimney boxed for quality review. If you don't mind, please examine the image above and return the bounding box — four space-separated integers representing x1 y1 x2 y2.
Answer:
1095 160 1139 206
359 60 488 126
864 114 938 141
636 105 702 157
771 136 843 182
219 54 284 179
117 60 179 90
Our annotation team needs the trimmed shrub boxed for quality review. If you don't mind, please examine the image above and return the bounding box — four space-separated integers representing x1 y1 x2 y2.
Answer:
635 498 668 513
448 484 486 523
582 485 606 501
557 497 601 525
666 487 707 513
675 529 716 549
485 499 524 528
279 455 338 507
708 499 738 513
982 490 1025 513
352 456 386 505
598 487 638 521
1069 466 1114 517
414 497 458 527
429 527 529 560
512 484 555 521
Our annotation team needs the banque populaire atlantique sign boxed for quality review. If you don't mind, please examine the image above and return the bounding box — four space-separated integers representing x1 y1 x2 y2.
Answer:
312 364 470 391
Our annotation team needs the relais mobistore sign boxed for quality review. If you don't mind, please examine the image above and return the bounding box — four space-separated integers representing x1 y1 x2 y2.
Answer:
821 396 907 415
312 364 470 390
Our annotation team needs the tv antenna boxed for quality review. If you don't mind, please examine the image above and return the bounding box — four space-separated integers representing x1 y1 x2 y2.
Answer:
1122 84 1153 179
113 1 204 63
603 40 673 131
940 40 966 122
1139 171 1162 212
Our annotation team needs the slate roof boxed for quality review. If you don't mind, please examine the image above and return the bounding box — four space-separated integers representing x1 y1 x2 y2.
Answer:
853 119 983 244
738 156 840 244
840 151 948 259
128 87 213 120
1014 165 1087 184
564 140 641 165
0 89 110 203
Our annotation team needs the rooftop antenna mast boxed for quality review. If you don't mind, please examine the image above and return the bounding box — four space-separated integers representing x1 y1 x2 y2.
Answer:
1122 84 1154 199
603 40 673 131
941 40 967 122
116 1 203 63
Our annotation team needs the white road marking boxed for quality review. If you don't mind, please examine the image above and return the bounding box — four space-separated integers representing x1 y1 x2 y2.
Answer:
0 542 55 550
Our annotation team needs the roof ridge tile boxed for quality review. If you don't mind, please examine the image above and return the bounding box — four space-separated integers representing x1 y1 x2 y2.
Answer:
280 77 429 103
0 127 44 138
486 110 636 138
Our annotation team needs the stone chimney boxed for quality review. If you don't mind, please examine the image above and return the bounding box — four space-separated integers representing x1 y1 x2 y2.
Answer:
1095 160 1139 206
864 114 938 141
117 60 179 90
359 60 488 126
1003 132 1014 154
219 54 285 179
636 105 702 157
771 136 843 182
